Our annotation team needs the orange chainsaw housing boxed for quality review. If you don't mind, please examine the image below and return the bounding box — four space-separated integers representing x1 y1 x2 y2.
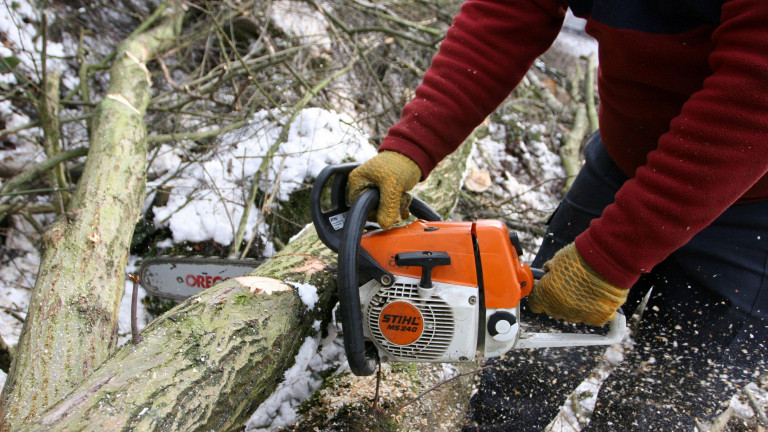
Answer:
360 219 534 309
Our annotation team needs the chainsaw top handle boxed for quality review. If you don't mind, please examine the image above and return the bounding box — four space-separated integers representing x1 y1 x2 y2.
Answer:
311 163 442 376
310 163 441 254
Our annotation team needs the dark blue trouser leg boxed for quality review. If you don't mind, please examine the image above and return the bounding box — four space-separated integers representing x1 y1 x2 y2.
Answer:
464 132 768 431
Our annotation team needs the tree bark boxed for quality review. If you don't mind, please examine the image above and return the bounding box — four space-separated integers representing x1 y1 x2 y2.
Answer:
560 104 588 193
0 9 182 430
39 68 67 213
25 135 476 431
25 234 336 432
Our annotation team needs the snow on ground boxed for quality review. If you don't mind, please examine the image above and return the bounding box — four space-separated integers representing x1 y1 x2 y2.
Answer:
0 217 37 346
269 0 330 51
0 0 75 89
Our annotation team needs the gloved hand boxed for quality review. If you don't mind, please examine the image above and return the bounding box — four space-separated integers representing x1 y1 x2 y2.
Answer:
348 151 422 230
528 243 628 327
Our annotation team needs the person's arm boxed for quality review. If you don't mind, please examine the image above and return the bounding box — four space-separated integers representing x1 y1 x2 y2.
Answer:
576 0 768 289
349 0 567 229
379 0 568 178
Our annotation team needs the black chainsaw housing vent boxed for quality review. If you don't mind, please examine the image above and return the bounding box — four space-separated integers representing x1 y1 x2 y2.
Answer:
366 282 455 361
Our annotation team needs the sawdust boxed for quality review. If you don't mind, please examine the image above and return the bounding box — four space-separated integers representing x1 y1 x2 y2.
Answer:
288 362 477 431
290 258 327 276
235 276 292 295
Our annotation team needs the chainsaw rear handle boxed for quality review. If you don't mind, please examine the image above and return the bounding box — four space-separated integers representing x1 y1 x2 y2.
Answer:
516 269 627 349
310 163 441 253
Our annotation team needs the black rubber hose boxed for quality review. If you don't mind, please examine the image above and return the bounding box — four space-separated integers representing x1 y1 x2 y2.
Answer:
338 188 380 376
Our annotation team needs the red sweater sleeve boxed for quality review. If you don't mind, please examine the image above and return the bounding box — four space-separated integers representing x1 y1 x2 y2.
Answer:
576 0 768 288
379 0 567 178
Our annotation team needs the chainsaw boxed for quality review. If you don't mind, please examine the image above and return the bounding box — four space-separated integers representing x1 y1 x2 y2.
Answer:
311 163 626 376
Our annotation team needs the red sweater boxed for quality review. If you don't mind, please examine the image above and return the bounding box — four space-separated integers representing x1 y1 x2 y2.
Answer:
379 0 768 289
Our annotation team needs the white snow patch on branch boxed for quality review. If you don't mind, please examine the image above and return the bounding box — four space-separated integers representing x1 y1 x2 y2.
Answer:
288 282 320 310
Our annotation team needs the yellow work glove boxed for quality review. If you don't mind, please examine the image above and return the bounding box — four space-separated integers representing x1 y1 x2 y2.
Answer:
348 151 422 230
528 243 628 327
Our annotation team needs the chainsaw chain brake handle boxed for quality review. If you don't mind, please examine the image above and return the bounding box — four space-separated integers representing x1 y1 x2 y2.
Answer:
310 163 441 287
311 164 443 376
311 163 441 254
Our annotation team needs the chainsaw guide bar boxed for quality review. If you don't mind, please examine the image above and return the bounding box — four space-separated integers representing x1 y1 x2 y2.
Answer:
138 257 262 300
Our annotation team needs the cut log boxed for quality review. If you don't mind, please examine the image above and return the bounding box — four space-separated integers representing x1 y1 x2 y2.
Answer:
25 234 336 432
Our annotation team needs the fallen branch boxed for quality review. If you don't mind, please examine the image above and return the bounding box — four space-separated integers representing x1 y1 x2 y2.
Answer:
584 52 598 133
559 104 588 192
525 70 564 113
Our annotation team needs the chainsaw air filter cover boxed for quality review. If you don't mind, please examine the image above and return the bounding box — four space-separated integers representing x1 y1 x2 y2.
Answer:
360 277 479 362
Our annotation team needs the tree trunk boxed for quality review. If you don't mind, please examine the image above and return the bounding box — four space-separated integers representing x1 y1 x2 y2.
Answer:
25 136 476 431
0 9 182 430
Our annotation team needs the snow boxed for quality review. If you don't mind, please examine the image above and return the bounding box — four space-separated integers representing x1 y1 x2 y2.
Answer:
0 0 69 78
151 108 376 247
147 144 184 178
0 100 30 133
290 282 320 310
437 363 460 382
245 323 346 431
269 1 329 48
0 217 39 346
0 0 40 69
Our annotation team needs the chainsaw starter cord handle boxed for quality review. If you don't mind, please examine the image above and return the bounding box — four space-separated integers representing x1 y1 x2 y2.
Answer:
339 187 381 376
